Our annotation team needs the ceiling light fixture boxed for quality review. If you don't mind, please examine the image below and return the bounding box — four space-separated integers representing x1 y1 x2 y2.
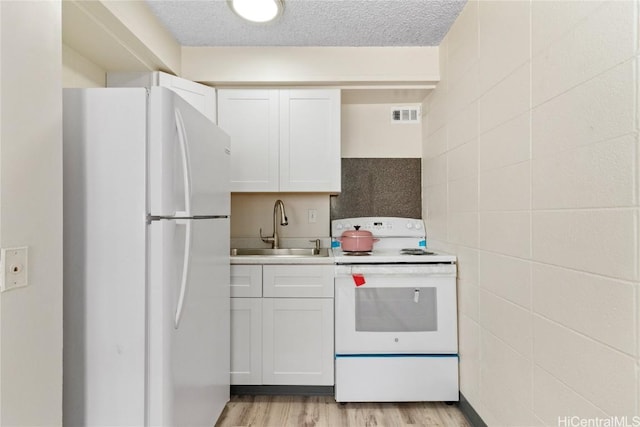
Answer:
228 0 284 23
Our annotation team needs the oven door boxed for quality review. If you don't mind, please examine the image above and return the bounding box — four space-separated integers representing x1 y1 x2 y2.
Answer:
335 264 457 354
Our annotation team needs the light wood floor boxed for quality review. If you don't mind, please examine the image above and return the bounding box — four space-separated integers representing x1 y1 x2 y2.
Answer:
215 395 471 427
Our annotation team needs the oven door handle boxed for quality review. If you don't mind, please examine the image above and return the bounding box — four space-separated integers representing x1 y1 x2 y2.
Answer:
337 265 456 276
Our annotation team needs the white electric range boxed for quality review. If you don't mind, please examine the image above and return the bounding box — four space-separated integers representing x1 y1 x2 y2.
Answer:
331 217 459 402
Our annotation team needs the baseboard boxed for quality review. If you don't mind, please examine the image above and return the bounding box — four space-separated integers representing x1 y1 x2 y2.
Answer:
458 393 487 427
231 385 335 396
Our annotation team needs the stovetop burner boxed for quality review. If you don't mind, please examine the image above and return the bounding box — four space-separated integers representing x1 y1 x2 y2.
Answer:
343 251 371 256
331 218 456 264
400 248 435 255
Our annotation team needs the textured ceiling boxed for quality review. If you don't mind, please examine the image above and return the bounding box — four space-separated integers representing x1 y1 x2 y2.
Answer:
146 0 466 47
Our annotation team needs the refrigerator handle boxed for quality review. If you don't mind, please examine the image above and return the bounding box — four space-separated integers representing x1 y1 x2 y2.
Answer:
174 109 192 217
174 219 192 329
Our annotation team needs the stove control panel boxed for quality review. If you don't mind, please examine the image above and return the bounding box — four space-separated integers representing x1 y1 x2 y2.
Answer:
331 217 426 238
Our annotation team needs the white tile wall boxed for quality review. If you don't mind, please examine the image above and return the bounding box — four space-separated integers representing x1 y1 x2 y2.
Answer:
533 366 608 426
479 290 532 358
532 61 636 158
458 315 480 405
447 62 480 117
449 176 478 214
421 0 640 424
447 139 478 181
479 251 531 309
479 211 531 258
478 63 531 134
448 102 478 150
423 153 448 187
423 124 447 160
425 92 448 135
456 246 480 284
530 0 605 57
478 112 530 172
531 0 635 106
448 212 478 248
532 263 637 355
532 210 638 281
480 331 535 426
478 0 530 92
479 161 531 211
532 135 637 209
424 183 447 241
447 0 478 85
534 317 637 416
458 278 479 321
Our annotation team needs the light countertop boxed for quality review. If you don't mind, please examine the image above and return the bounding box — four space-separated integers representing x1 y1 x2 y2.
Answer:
230 250 335 265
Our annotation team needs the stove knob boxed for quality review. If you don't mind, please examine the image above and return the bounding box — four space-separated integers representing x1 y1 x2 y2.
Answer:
406 222 413 229
415 222 422 230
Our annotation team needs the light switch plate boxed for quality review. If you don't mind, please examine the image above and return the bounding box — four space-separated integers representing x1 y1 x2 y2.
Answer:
1 247 28 292
308 209 318 223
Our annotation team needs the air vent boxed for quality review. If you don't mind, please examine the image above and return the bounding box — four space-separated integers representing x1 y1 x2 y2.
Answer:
391 106 421 124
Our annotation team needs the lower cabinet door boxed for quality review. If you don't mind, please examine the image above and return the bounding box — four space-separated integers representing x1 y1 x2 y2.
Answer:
230 298 262 385
262 298 334 385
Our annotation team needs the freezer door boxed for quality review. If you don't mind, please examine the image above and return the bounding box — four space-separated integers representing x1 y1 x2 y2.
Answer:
148 87 230 217
148 217 230 426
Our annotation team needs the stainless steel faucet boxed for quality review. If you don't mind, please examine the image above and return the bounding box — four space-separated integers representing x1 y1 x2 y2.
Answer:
260 199 288 248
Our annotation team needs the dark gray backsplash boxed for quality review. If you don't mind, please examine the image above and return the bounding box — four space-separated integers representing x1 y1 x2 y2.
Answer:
330 158 422 220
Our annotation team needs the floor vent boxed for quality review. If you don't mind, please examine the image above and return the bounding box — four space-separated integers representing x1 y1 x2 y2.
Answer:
391 106 421 124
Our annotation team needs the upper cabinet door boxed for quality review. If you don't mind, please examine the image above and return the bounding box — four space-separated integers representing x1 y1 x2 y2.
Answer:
279 89 341 192
218 89 280 192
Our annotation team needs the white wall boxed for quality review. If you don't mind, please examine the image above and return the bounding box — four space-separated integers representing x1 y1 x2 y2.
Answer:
62 0 181 74
63 44 106 87
0 1 63 425
341 103 422 158
231 193 330 240
422 0 639 424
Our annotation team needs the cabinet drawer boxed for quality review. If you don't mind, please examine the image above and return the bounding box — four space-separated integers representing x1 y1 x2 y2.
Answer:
230 265 262 297
263 265 334 298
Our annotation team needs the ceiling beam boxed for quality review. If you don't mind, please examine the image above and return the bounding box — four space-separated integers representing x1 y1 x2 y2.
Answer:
182 46 440 87
62 0 181 74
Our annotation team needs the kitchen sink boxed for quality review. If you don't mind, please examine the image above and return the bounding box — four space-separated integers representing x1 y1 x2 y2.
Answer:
230 248 329 257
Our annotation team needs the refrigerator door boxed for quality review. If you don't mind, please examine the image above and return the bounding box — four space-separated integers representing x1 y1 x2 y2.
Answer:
148 87 230 218
63 88 148 427
148 217 230 426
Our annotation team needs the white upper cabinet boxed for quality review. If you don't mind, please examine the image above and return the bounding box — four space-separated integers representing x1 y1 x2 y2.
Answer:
107 71 217 124
279 90 341 192
218 88 341 193
217 90 280 192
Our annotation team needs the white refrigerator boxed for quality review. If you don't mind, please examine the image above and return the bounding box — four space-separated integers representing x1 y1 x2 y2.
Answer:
63 87 230 426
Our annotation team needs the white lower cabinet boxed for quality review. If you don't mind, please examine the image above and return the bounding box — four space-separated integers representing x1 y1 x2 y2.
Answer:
230 298 262 385
262 298 334 385
230 263 334 386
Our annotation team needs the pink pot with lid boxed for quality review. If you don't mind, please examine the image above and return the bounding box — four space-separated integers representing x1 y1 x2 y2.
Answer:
338 225 379 252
